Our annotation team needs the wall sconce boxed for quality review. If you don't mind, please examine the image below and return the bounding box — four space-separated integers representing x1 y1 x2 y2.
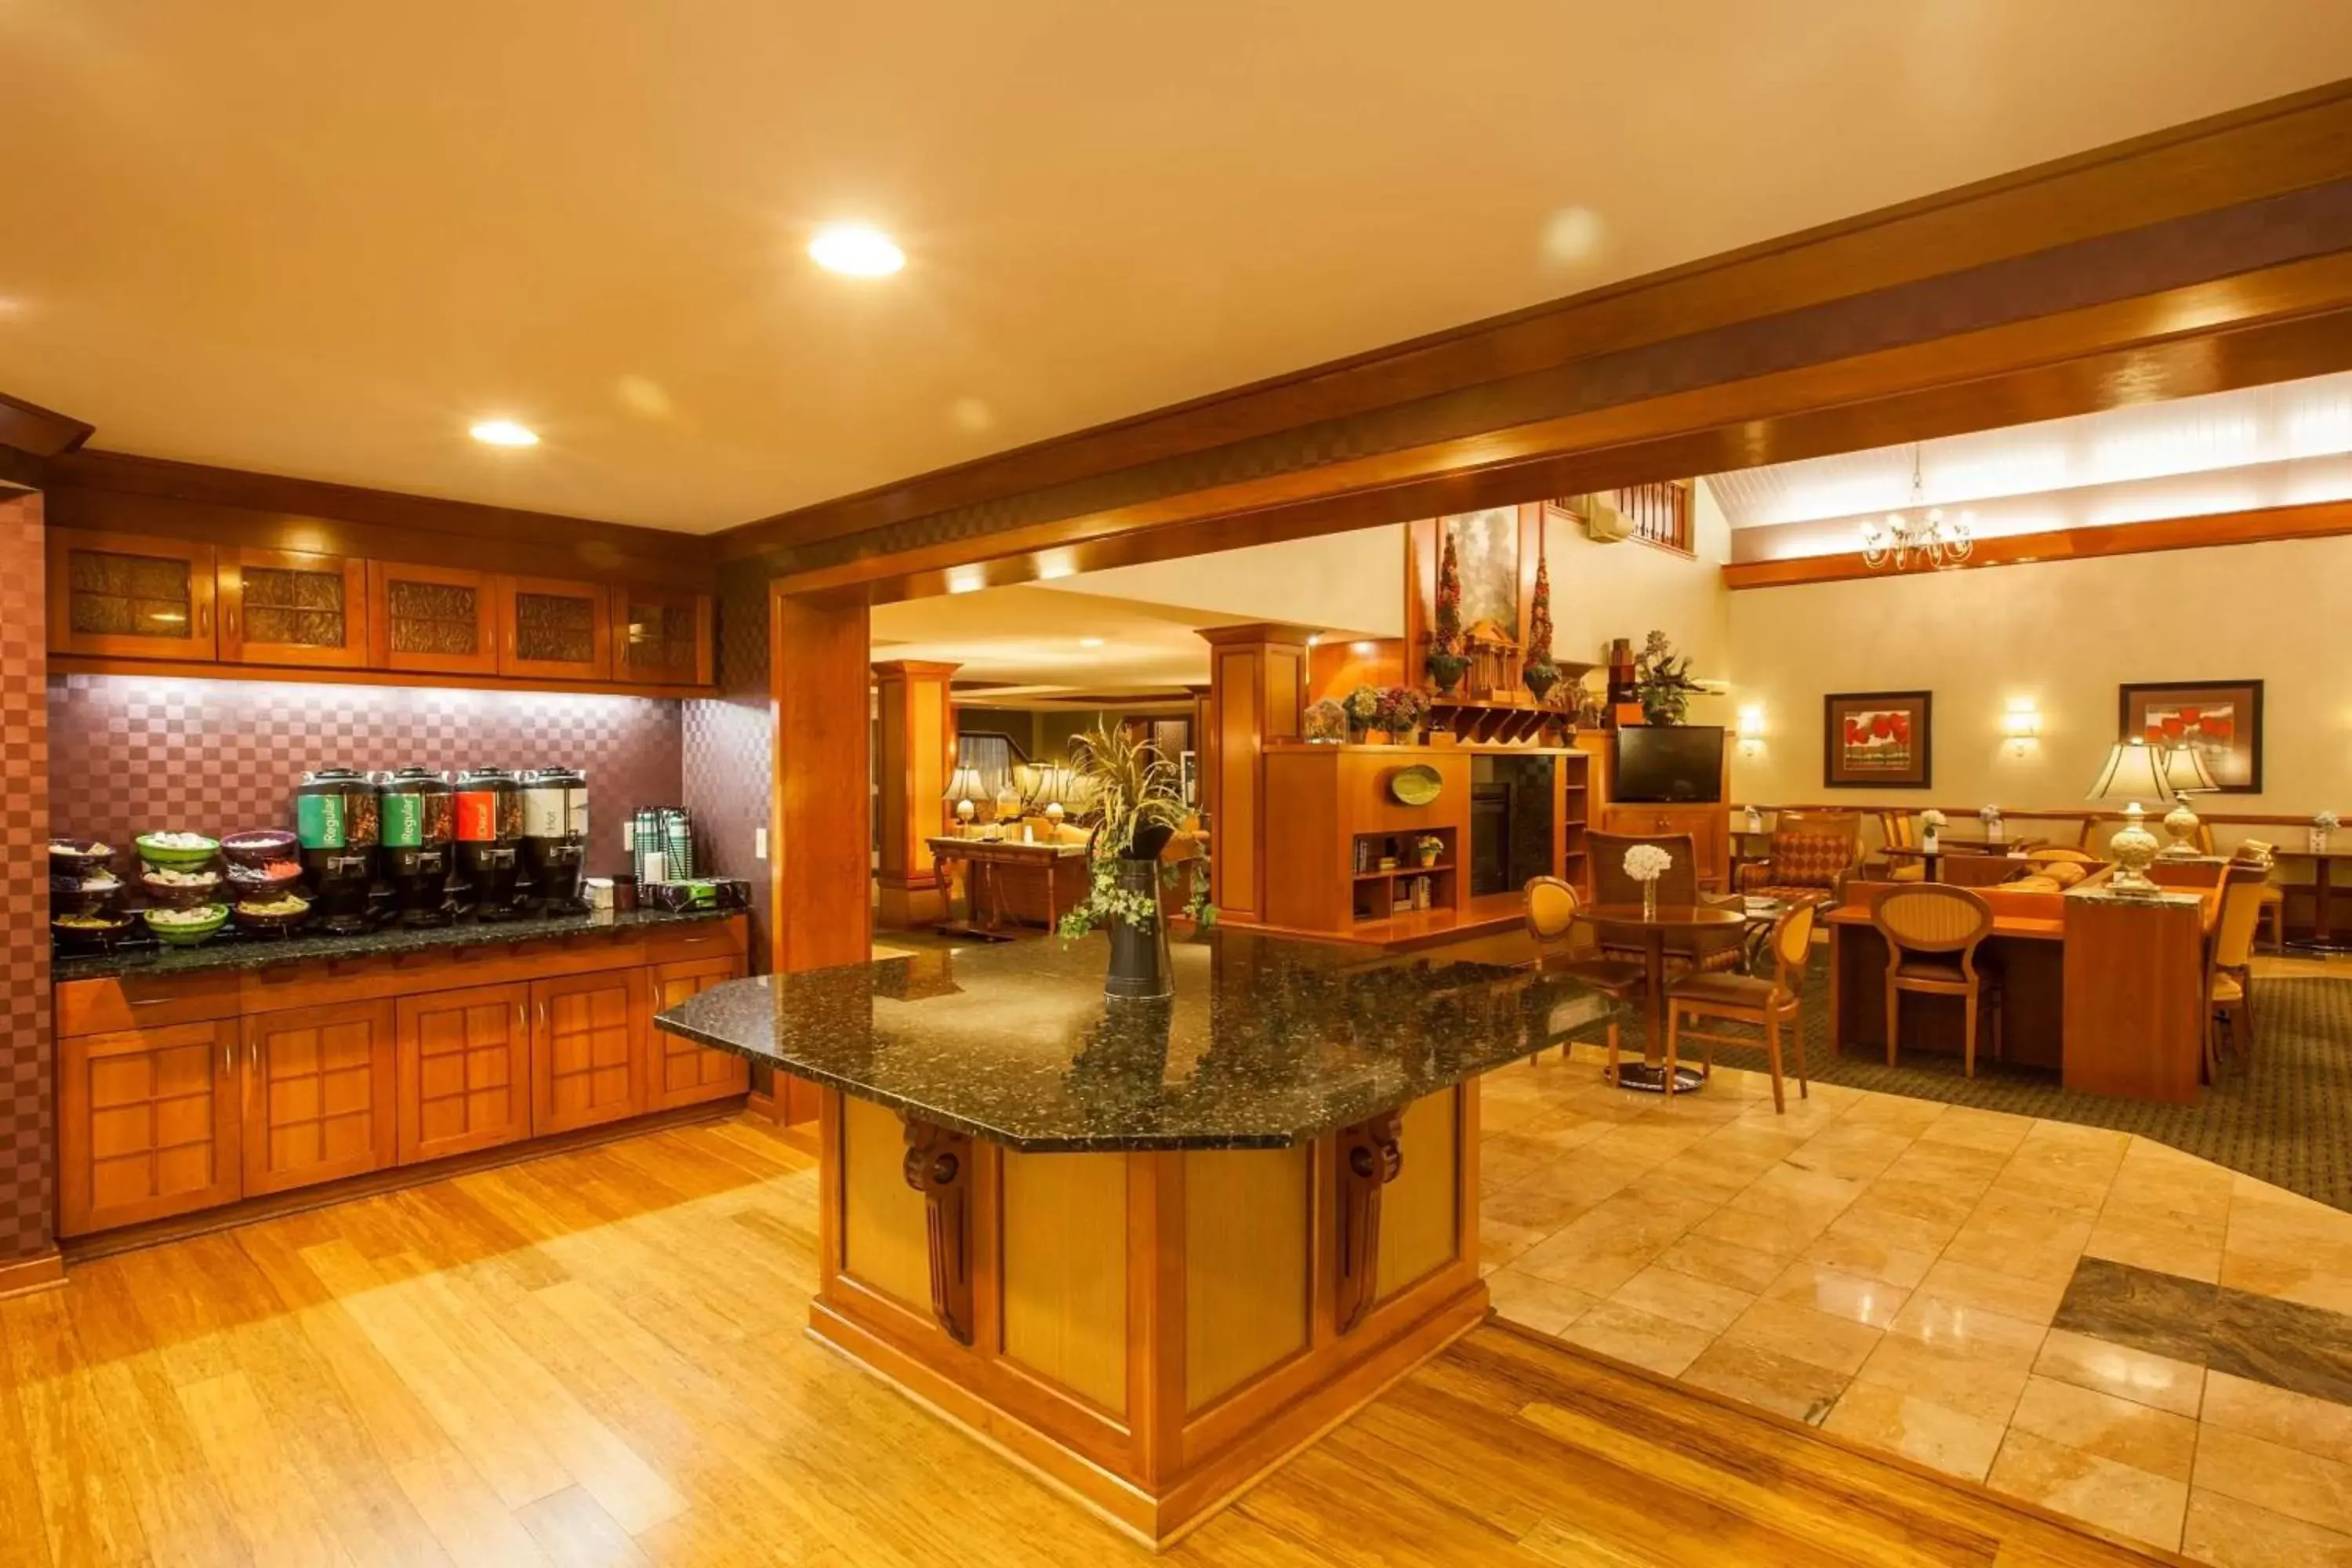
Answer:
2002 700 2042 757
1734 703 1766 757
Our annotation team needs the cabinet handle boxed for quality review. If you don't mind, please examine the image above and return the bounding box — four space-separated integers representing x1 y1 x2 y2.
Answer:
221 1040 234 1078
536 1001 547 1031
225 607 238 641
198 605 212 637
514 1003 527 1037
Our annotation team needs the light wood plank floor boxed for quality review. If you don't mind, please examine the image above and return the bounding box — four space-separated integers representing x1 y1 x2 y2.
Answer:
0 1114 2167 1566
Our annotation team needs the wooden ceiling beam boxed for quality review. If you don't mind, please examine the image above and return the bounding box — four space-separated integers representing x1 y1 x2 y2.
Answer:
0 389 94 459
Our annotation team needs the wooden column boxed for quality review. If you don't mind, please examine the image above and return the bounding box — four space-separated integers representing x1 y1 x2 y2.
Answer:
1196 623 1316 924
873 659 960 928
770 589 873 1130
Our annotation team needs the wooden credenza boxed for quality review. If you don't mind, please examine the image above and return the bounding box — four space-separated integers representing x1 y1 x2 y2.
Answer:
54 915 748 1240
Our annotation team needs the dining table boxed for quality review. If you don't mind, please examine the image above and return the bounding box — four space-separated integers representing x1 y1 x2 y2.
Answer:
1882 834 2048 881
1575 901 1751 1093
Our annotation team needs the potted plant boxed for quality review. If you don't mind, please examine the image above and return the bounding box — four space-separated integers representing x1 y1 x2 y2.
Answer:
1980 804 2004 844
1414 834 1444 868
1523 547 1560 703
1632 630 1702 725
2314 810 2339 855
1343 684 1381 743
1426 527 1471 694
1921 809 1947 854
1055 720 1192 999
1377 684 1430 745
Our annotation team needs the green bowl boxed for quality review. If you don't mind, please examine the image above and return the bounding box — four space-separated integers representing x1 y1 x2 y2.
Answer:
136 833 222 868
143 903 229 946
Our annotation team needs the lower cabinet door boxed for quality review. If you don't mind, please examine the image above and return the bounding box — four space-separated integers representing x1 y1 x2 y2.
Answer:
241 1000 399 1197
646 957 750 1111
531 970 648 1136
395 982 533 1166
57 1020 242 1237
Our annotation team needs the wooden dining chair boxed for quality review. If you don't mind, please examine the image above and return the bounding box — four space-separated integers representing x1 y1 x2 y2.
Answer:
1588 831 1745 976
1522 876 1643 1077
2204 875 2268 1079
1661 902 1816 1112
1873 810 1927 882
1870 885 2001 1077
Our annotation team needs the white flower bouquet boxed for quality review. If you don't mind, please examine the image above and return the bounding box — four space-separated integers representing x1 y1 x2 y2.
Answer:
2318 811 2341 831
1921 810 1948 828
1623 844 1672 883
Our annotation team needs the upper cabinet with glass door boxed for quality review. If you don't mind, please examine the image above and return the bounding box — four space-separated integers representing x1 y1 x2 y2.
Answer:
613 587 713 687
45 530 219 660
218 546 371 669
497 575 611 682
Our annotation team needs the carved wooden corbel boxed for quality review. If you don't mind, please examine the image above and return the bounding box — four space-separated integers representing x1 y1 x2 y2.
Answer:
1334 1109 1404 1334
902 1116 976 1345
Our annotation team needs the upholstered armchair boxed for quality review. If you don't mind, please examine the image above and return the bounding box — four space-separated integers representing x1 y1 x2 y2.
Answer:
1737 810 1867 907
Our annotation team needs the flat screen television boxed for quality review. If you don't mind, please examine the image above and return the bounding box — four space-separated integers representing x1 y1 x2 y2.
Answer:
1613 726 1726 804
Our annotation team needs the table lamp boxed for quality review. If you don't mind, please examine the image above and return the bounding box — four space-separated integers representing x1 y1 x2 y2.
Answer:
942 764 986 836
1033 763 1072 833
2085 739 2176 897
2157 743 2219 859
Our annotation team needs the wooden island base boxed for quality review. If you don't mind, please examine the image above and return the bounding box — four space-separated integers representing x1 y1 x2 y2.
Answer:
808 1083 1485 1547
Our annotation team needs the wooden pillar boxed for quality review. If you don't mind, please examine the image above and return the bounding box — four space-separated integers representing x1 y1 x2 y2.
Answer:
1186 683 1214 822
1196 623 1316 924
769 588 874 1130
873 659 960 928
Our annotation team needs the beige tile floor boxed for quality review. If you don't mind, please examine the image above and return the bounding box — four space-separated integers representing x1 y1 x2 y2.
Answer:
1477 958 2352 1564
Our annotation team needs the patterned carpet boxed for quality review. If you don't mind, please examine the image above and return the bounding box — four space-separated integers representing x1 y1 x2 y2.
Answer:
1593 972 2352 1213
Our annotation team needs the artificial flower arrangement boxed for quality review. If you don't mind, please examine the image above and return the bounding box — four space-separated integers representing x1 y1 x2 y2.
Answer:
1623 843 1672 883
1980 803 2005 843
1426 528 1470 693
1414 834 1445 866
1632 630 1704 726
1342 685 1382 739
2315 810 2341 852
1523 549 1560 703
1921 808 1947 851
1377 684 1431 741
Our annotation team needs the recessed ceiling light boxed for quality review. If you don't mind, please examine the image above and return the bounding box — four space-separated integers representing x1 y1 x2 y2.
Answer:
809 223 905 278
469 419 539 447
1079 637 1104 648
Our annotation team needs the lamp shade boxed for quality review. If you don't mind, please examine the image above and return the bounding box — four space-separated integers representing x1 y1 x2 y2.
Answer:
942 765 986 804
2085 739 2176 808
2161 742 2219 794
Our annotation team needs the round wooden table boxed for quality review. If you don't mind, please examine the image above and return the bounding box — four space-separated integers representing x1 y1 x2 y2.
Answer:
1576 902 1751 1093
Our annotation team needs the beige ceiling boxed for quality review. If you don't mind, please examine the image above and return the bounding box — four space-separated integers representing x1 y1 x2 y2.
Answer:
5 4 2350 532
870 586 1244 698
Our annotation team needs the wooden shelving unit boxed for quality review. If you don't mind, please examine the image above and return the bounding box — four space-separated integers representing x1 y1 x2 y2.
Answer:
1350 828 1457 924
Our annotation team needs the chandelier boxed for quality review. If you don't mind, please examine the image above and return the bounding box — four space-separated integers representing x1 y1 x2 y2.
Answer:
1860 444 1973 570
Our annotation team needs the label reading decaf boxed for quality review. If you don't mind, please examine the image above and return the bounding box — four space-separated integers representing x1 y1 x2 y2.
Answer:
455 790 498 842
383 792 426 848
296 793 347 849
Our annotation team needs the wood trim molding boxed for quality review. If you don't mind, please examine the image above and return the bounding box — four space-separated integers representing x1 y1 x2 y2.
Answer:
0 389 93 459
48 654 715 701
1721 496 2352 590
717 85 2352 602
0 1248 66 1300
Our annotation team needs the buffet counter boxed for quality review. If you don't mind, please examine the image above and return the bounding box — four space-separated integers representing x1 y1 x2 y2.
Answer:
654 929 1620 1544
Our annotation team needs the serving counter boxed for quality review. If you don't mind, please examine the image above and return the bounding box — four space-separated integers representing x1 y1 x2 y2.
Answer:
655 929 1620 1544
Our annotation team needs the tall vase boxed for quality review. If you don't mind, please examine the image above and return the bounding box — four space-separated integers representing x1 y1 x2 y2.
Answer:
1642 880 1659 922
1103 858 1174 1000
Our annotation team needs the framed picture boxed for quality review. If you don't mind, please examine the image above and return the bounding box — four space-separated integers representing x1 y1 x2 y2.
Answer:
2119 679 2263 793
1824 691 1933 789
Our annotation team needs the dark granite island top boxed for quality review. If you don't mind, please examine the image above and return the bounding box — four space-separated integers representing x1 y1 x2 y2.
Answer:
53 906 741 983
653 928 1621 1151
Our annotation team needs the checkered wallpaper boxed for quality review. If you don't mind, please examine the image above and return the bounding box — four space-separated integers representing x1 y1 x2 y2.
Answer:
1 495 53 1264
49 676 684 876
682 564 774 969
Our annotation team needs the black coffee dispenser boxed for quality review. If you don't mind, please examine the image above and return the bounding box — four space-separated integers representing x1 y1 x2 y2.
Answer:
454 768 528 920
379 768 455 927
295 768 380 935
521 767 590 913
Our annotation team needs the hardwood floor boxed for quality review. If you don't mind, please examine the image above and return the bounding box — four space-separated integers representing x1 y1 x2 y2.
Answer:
0 1113 2166 1566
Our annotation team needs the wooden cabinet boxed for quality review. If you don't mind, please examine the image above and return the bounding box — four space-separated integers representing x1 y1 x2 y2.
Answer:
613 586 713 687
368 561 499 676
240 1000 398 1197
647 957 750 1110
530 969 648 1135
218 546 371 669
395 982 532 1165
56 1020 241 1238
45 529 218 660
498 575 611 682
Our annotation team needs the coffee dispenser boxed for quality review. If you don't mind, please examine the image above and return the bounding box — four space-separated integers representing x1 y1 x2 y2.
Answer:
295 768 380 935
453 767 528 920
521 766 589 913
379 768 456 927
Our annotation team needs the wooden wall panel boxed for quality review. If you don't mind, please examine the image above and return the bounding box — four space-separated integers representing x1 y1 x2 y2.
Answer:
1182 1143 1311 1411
1000 1149 1128 1414
772 590 873 976
873 659 958 928
840 1094 932 1313
1212 648 1261 920
1375 1089 1461 1301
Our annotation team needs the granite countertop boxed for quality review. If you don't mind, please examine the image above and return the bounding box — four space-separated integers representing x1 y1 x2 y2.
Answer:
654 930 1621 1152
53 906 741 983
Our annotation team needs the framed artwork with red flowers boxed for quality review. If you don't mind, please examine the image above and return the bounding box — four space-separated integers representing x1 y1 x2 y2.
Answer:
2120 679 2263 793
1824 691 1933 789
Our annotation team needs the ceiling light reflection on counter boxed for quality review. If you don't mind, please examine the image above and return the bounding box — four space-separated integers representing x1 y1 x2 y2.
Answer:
809 223 905 277
469 419 539 447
